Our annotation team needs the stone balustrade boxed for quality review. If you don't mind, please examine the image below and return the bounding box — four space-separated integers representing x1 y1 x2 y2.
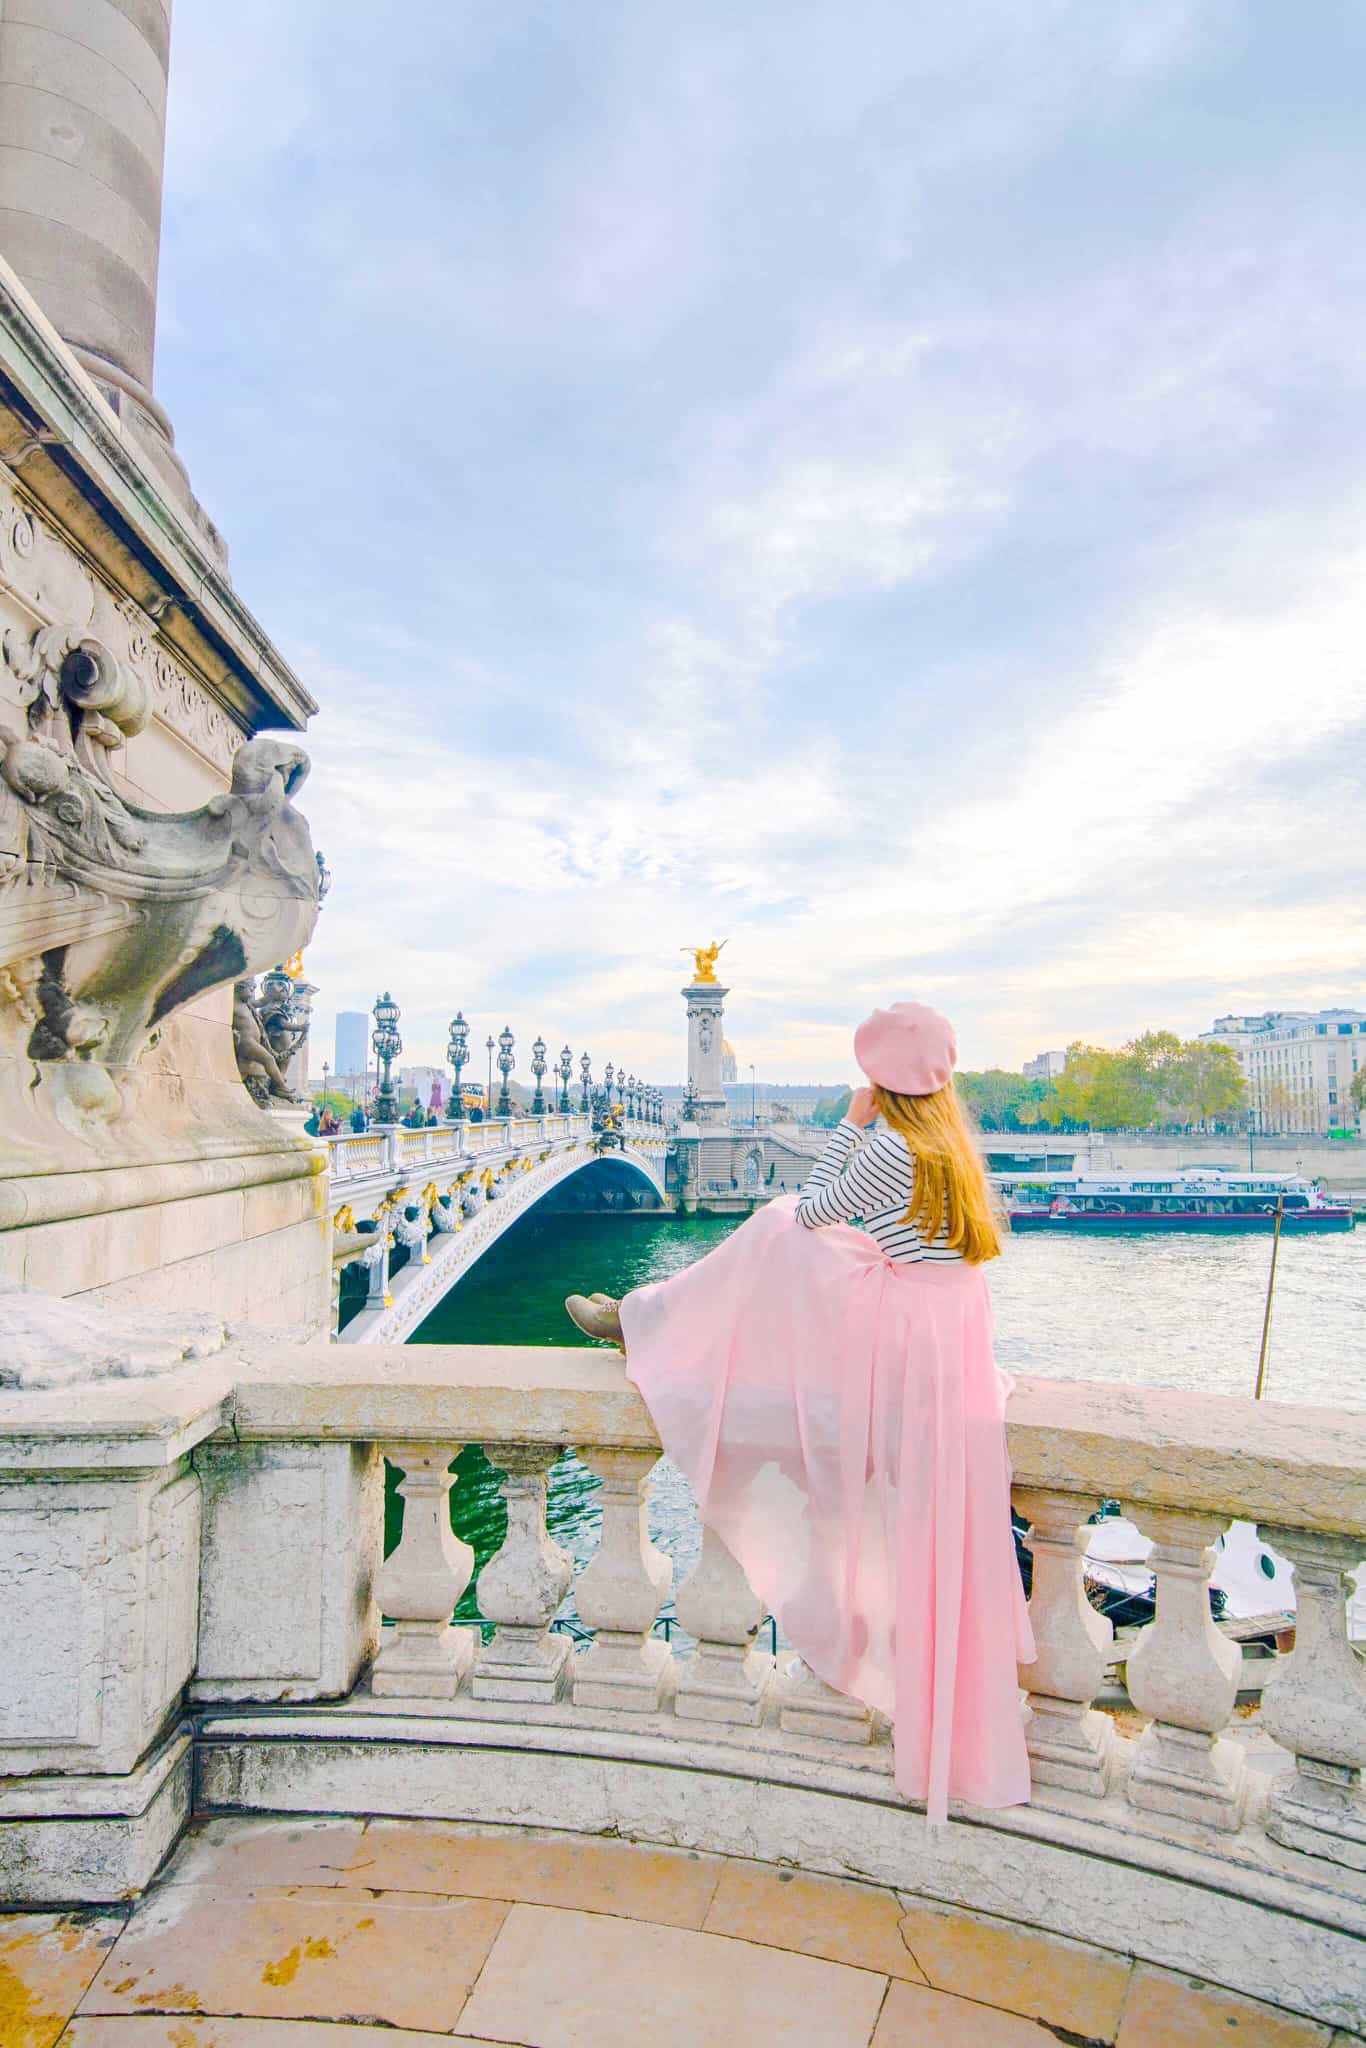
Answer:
1 1351 1363 2032
326 1112 591 1191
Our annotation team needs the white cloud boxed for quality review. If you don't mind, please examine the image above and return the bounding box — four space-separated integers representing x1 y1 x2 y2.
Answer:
153 3 1366 1082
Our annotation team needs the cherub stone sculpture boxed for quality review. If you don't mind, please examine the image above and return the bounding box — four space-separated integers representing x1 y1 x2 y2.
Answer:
231 978 299 1107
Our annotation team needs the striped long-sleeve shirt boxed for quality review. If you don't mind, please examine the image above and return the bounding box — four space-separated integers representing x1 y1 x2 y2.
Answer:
795 1118 963 1265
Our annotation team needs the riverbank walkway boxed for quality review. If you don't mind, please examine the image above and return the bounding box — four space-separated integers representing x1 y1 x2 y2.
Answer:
4 1814 1343 2047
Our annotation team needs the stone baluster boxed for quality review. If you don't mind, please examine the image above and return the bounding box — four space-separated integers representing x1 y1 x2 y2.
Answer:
1015 1489 1115 1797
780 1657 874 1743
1257 1525 1366 1869
674 1525 774 1725
572 1448 674 1710
380 1126 399 1172
1124 1506 1245 1830
473 1445 574 1705
372 1447 475 1697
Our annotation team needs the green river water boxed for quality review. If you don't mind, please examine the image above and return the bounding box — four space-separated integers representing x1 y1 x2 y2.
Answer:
397 1205 1365 1633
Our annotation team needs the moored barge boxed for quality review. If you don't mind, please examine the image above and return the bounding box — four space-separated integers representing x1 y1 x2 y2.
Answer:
998 1168 1353 1233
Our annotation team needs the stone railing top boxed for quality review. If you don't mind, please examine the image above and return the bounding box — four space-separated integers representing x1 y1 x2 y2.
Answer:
3 1345 1361 1536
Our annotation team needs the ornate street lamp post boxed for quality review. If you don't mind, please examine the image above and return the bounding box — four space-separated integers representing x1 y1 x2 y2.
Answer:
486 1036 495 1117
530 1034 547 1115
558 1045 573 1113
615 1066 626 1109
627 1073 638 1118
496 1025 515 1119
604 1061 615 1108
446 1010 469 1122
371 991 402 1125
579 1053 592 1113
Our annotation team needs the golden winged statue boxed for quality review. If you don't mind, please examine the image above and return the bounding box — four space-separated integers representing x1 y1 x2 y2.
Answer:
683 939 727 985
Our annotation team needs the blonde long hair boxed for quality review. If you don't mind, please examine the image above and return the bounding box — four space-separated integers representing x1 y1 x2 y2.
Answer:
872 1082 1005 1264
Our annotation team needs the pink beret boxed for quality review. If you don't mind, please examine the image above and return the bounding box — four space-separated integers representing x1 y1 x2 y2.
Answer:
854 1002 957 1097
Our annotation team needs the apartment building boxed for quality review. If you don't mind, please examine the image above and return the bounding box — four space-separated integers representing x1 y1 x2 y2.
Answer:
1201 1010 1366 1134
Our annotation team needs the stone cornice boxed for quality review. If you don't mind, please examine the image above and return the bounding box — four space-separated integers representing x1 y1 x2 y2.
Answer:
0 257 314 737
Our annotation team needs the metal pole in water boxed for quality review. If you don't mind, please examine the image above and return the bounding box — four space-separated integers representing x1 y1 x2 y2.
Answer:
1254 1191 1286 1400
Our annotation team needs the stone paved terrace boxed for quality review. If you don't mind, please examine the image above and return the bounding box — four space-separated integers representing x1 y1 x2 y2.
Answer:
4 1816 1359 2048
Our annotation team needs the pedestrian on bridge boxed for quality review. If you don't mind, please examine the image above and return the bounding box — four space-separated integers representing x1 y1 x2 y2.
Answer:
566 1000 1033 1826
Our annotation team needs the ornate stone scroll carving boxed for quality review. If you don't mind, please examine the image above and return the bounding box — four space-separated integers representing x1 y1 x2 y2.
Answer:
0 619 320 1084
119 603 243 777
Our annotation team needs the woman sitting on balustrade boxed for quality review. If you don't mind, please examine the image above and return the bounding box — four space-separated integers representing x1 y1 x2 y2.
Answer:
566 1001 1033 1824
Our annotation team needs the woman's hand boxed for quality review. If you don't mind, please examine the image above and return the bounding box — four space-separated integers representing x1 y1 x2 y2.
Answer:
846 1085 879 1128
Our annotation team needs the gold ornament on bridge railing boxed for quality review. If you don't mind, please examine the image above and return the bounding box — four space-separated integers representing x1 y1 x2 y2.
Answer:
284 948 305 979
683 938 727 984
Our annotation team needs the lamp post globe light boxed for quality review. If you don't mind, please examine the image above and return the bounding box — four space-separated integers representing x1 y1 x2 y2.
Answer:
579 1053 592 1113
371 991 402 1125
496 1025 515 1119
558 1044 573 1113
446 1010 469 1122
531 1034 547 1116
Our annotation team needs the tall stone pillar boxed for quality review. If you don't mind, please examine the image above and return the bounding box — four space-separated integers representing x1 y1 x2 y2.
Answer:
684 977 730 1127
0 0 224 559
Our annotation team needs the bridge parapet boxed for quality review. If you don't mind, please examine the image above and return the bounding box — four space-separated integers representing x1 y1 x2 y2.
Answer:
3 1347 1359 2036
330 1116 668 1343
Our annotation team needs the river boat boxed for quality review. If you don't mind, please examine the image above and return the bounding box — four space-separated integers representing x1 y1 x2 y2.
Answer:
999 1168 1352 1233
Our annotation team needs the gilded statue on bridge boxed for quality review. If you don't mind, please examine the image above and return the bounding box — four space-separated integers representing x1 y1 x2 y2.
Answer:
682 939 727 985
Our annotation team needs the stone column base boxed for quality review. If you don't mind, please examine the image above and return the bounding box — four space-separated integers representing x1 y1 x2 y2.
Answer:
1025 1696 1114 1798
0 1723 191 1906
1267 1759 1366 1872
573 1634 673 1712
675 1645 775 1726
472 1628 573 1707
371 1622 476 1699
1128 1722 1246 1832
779 1658 874 1743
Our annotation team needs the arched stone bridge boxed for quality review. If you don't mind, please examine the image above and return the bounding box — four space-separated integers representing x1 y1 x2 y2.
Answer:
327 1113 668 1344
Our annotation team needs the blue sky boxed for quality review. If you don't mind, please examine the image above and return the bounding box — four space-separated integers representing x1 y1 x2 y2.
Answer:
157 1 1366 1084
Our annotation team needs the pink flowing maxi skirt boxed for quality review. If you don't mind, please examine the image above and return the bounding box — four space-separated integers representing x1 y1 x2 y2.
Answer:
620 1195 1035 1823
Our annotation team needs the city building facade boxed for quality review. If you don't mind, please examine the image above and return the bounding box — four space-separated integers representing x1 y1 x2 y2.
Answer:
1023 1049 1068 1081
1201 1010 1366 1135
